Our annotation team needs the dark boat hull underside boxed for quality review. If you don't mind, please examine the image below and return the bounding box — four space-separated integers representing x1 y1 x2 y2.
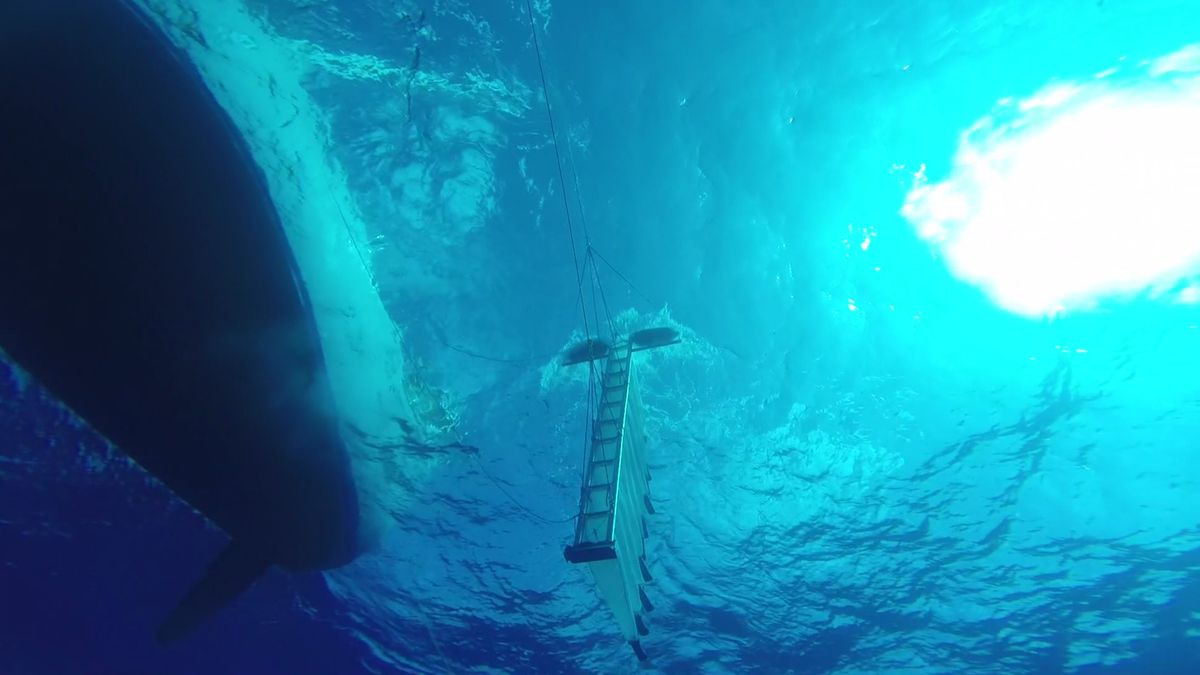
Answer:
0 0 361 641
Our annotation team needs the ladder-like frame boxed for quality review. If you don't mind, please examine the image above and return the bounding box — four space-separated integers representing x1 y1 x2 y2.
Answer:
561 327 678 662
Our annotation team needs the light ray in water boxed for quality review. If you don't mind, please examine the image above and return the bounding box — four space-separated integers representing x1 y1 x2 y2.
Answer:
903 44 1200 317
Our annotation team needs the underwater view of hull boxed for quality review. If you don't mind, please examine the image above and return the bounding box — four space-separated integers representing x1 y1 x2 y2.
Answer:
0 0 359 641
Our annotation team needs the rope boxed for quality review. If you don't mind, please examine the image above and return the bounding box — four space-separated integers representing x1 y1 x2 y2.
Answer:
523 0 605 497
588 250 605 337
523 2 664 527
592 248 616 336
523 0 592 344
471 452 577 524
563 110 593 243
592 245 658 310
560 95 617 336
412 603 453 675
427 319 560 365
327 176 375 289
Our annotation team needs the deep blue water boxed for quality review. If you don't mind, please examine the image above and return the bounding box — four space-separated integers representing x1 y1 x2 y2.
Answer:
6 0 1200 673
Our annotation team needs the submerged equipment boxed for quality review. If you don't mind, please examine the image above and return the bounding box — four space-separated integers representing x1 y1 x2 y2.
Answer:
522 0 681 660
561 328 679 661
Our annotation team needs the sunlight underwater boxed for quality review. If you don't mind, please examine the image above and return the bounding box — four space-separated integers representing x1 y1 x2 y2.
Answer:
903 44 1200 318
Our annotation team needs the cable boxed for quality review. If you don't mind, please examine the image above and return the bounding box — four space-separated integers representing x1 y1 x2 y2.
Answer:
471 453 577 524
523 0 607 504
523 0 592 345
524 2 670 530
597 268 616 337
412 603 453 675
592 245 658 310
427 319 560 365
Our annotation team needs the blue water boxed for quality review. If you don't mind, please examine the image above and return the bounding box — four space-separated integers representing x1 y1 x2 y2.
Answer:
5 0 1200 672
